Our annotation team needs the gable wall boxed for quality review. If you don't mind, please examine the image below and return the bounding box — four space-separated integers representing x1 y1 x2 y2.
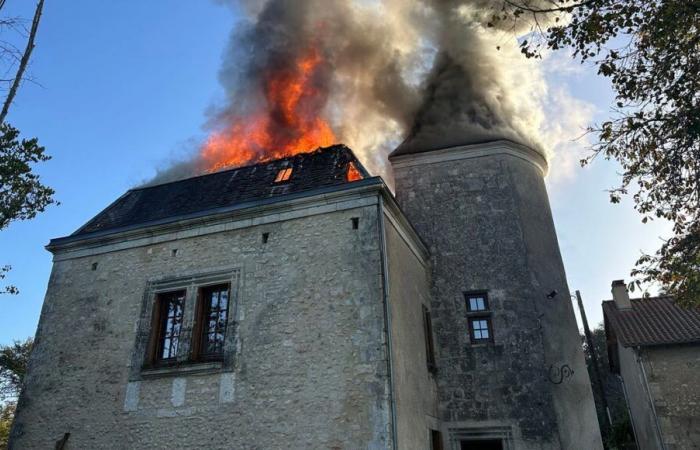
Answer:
11 200 392 450
644 344 700 449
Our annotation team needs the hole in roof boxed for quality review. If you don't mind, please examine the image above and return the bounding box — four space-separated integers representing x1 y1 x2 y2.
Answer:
171 249 178 257
347 162 363 182
262 232 270 244
351 218 359 230
275 168 293 183
91 262 98 271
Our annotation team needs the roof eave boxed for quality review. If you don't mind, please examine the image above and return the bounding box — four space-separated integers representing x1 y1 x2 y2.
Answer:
47 177 385 253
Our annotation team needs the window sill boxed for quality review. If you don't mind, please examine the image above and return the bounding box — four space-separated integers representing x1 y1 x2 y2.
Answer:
140 361 223 379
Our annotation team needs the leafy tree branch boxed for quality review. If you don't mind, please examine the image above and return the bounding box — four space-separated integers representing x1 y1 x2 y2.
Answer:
492 0 700 306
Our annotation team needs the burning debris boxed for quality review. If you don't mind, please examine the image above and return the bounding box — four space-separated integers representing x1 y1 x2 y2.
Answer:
152 0 562 184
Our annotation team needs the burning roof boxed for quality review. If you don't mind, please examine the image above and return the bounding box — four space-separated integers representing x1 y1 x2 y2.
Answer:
70 145 369 238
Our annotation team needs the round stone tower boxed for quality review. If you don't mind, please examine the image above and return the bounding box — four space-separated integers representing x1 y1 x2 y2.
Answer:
389 140 602 449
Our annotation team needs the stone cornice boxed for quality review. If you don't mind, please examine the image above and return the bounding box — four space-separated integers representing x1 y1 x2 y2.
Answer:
388 139 549 176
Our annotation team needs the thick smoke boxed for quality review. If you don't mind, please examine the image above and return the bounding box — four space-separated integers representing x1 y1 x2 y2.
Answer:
152 0 568 184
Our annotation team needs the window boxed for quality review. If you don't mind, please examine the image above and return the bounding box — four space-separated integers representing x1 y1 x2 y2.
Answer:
149 290 186 365
422 305 437 373
431 429 443 450
468 317 492 342
138 271 239 375
193 284 230 360
466 293 488 312
274 167 293 182
465 291 493 344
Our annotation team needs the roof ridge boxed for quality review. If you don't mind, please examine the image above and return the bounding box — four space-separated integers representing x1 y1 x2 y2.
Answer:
132 144 350 192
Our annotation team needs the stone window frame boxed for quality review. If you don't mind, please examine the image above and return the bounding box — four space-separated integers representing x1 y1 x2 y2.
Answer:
448 426 513 450
129 268 241 380
464 290 494 345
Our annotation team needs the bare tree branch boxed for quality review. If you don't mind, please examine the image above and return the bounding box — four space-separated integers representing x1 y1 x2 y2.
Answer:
0 0 43 125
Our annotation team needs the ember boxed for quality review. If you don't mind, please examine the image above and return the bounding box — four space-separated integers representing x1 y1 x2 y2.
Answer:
201 48 336 171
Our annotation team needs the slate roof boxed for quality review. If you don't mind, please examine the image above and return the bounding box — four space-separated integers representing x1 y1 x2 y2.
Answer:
603 297 700 347
64 145 370 240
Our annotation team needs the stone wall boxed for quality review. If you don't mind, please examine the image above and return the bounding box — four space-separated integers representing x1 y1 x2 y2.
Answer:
645 344 700 449
383 211 439 449
11 194 394 449
617 344 662 450
391 142 602 449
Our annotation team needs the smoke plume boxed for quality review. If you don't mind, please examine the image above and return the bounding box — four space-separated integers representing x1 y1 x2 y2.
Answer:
152 0 578 183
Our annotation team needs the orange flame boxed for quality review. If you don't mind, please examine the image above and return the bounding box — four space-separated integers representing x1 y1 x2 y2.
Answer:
201 48 337 171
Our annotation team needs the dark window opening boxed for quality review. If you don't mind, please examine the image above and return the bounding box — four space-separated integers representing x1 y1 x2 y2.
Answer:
171 249 178 257
150 290 186 365
430 429 443 450
262 232 270 243
423 305 437 373
466 292 488 312
351 217 359 229
460 439 503 450
274 167 293 183
91 262 98 271
194 284 230 360
468 317 492 342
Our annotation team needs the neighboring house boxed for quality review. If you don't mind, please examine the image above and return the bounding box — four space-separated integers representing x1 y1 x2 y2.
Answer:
604 280 700 450
10 141 602 449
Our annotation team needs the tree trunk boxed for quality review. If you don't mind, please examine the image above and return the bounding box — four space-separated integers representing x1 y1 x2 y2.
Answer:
0 0 44 125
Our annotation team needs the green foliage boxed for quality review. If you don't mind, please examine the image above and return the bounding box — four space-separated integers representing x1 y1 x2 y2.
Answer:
0 402 15 450
0 122 55 294
0 338 32 402
605 413 636 450
495 0 700 306
0 339 31 449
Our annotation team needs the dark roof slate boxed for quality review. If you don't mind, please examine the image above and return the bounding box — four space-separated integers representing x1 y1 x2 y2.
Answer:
71 145 369 238
603 296 700 347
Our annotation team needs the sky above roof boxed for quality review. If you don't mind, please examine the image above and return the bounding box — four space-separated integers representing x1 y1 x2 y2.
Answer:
0 1 672 345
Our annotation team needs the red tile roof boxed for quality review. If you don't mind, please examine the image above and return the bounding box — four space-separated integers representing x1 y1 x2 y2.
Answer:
603 297 700 347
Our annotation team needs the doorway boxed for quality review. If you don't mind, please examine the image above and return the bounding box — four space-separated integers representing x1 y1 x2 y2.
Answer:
460 440 504 450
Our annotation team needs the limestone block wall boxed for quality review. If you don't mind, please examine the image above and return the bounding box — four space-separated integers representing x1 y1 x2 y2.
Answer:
645 345 700 449
383 212 439 449
391 142 602 450
11 200 392 450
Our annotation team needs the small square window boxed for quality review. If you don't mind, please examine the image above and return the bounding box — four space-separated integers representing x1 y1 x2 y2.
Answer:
466 292 488 312
468 317 492 343
274 167 293 183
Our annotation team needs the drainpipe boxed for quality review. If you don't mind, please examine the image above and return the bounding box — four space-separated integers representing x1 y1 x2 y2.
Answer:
637 347 666 450
377 196 399 450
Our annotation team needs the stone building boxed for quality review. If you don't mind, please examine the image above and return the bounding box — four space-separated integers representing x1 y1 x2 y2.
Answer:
604 280 700 450
11 141 602 449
